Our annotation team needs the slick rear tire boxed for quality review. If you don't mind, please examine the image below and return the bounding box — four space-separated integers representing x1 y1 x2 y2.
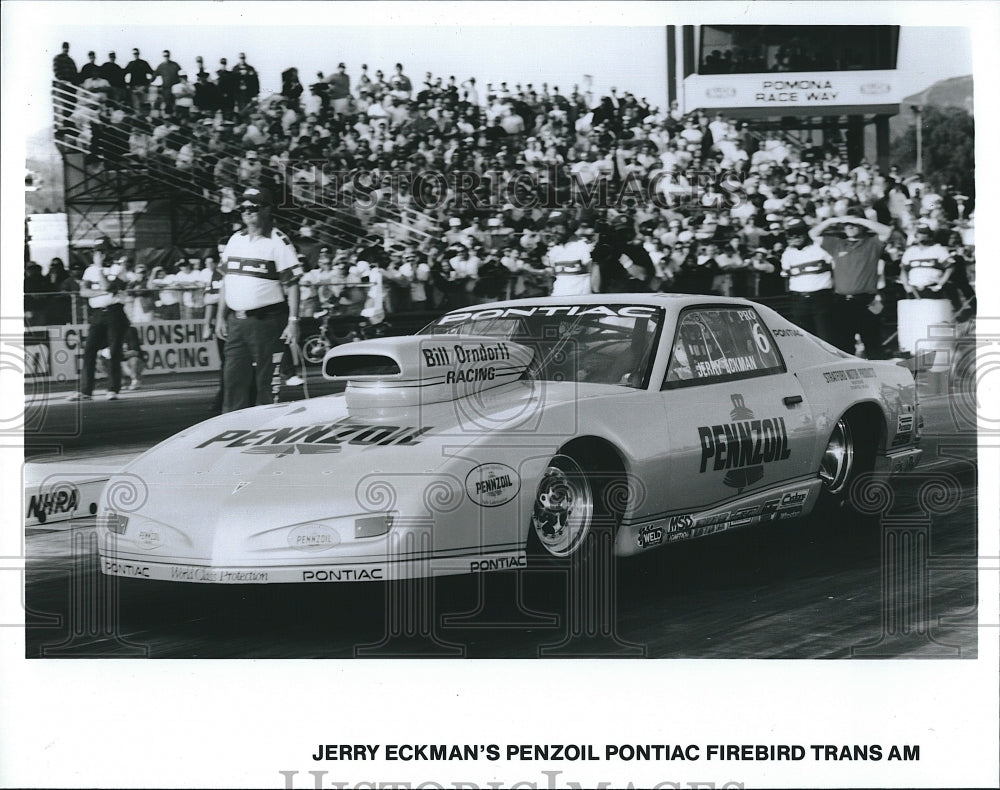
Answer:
817 412 877 512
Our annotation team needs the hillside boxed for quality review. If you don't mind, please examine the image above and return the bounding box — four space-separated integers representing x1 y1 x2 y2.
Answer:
890 74 973 141
863 74 973 170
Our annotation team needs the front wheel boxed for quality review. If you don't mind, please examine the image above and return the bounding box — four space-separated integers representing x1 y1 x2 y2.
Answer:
528 454 596 561
526 452 624 570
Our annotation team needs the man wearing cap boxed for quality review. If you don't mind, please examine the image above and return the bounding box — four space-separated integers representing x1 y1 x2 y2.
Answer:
215 187 303 411
810 214 892 357
100 51 127 104
79 50 101 84
780 218 836 344
900 223 954 300
124 48 154 113
233 53 260 112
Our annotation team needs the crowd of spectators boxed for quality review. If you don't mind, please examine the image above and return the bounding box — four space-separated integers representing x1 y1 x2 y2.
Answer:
43 41 976 360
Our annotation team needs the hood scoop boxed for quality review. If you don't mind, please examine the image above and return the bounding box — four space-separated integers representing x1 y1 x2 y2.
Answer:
323 335 534 408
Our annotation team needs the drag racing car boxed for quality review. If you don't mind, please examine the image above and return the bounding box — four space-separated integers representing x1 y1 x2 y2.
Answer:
97 294 922 584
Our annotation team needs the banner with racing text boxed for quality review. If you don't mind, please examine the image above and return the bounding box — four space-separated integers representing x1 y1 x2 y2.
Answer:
25 319 221 384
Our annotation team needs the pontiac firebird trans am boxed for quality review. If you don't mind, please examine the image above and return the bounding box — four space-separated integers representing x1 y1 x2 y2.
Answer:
97 294 922 584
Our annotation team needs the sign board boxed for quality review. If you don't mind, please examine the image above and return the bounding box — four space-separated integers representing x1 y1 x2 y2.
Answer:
25 320 221 384
684 69 901 115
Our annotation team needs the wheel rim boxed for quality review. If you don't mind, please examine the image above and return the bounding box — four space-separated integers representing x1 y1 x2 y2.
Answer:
530 455 594 558
819 418 854 494
303 337 327 364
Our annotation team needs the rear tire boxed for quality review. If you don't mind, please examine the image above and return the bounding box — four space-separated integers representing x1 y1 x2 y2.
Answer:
818 413 877 511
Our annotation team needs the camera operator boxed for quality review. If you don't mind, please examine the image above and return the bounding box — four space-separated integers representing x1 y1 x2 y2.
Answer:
67 248 129 401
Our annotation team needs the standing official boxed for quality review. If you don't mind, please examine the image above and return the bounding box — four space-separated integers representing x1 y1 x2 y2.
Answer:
68 250 128 401
810 214 892 357
215 187 302 412
779 218 836 344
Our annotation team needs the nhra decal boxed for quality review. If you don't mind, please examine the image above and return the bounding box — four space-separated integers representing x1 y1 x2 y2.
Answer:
195 419 433 454
465 463 520 507
698 394 791 489
26 486 80 523
436 304 659 326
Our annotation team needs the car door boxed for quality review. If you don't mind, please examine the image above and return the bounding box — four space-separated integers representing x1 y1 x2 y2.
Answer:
659 304 816 512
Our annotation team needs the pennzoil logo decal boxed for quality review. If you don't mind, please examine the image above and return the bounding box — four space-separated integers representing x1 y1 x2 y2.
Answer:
465 463 520 507
195 419 433 454
698 394 791 489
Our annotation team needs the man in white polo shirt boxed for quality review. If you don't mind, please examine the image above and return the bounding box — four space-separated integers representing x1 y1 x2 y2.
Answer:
780 217 836 345
67 248 129 401
900 222 954 299
544 213 595 296
215 187 302 412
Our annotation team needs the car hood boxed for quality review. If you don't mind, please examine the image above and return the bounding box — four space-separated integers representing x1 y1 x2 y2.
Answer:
123 376 633 484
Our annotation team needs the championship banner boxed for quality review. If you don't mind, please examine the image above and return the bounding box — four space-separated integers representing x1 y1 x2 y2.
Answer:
26 320 221 384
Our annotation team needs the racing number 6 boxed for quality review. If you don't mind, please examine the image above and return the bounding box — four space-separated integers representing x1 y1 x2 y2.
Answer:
752 322 771 354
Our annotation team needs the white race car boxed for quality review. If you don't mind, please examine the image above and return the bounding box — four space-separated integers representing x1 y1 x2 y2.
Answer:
98 294 921 584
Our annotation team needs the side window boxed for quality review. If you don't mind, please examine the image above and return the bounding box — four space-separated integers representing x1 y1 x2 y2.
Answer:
664 306 785 388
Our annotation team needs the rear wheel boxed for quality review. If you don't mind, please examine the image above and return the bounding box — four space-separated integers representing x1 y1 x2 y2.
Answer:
817 412 879 513
819 418 855 495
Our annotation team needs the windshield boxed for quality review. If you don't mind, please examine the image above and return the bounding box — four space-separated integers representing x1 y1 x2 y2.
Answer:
420 304 664 389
